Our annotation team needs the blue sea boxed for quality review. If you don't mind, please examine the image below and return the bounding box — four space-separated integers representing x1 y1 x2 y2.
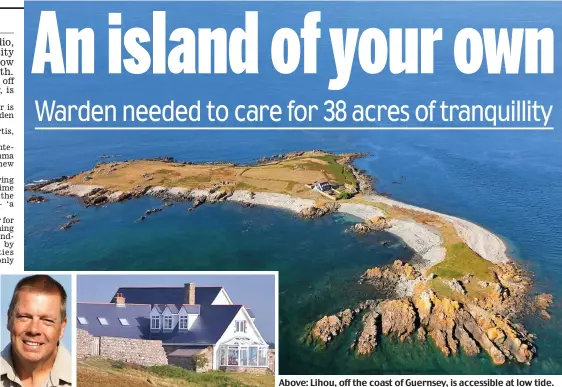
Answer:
25 1 562 374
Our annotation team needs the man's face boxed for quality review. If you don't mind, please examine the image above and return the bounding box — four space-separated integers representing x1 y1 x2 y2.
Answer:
8 290 66 365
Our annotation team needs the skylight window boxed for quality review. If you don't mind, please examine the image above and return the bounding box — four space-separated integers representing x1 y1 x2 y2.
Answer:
98 317 109 326
119 318 130 326
78 317 88 325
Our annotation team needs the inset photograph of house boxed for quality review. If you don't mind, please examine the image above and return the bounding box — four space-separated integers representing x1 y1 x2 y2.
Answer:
76 273 276 387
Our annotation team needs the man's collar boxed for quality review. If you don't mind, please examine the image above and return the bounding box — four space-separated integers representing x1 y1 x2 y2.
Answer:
0 343 72 386
49 344 72 385
1 344 18 382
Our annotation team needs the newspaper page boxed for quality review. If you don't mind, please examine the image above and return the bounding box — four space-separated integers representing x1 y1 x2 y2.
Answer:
0 0 561 386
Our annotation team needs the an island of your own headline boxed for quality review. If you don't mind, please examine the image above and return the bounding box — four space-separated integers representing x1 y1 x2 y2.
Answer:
31 10 555 91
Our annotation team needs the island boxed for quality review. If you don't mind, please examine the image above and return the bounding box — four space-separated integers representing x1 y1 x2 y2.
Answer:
26 150 552 365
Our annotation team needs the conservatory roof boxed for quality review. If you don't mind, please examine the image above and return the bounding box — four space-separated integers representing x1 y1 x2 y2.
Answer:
220 337 266 346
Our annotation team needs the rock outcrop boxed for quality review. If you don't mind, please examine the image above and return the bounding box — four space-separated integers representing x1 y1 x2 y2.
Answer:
308 257 541 366
309 288 536 365
349 216 391 234
448 279 467 295
26 179 236 212
310 308 357 345
352 310 380 355
308 301 379 349
299 202 340 219
533 293 553 319
380 299 417 341
361 260 421 297
27 195 48 203
60 219 80 230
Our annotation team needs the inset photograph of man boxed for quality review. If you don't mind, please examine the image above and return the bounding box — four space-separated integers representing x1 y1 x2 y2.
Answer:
1 274 73 387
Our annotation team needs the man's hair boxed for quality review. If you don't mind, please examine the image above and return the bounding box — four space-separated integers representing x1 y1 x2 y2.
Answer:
7 275 67 324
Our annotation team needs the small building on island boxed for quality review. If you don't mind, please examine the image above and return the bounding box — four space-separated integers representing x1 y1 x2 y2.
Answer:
314 181 332 192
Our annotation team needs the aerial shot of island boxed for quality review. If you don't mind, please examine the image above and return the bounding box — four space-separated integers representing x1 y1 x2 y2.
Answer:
24 0 561 375
25 149 556 373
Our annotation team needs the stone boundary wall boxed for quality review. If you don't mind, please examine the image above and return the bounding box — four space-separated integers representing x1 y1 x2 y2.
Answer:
99 336 168 366
76 329 168 366
76 329 95 360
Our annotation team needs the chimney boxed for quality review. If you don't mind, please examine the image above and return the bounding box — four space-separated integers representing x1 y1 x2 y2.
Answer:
184 283 195 305
115 293 126 307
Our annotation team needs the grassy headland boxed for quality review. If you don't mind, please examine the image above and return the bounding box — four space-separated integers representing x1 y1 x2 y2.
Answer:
66 151 358 199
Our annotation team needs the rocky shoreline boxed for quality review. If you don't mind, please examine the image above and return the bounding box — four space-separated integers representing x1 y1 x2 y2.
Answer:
24 151 510 270
26 151 553 365
24 151 519 273
305 258 552 366
25 179 453 269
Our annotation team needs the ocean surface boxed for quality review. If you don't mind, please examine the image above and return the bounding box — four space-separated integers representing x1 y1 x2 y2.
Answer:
24 2 562 374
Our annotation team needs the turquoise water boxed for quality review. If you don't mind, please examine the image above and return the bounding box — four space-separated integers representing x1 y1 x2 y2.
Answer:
24 131 562 374
24 1 562 375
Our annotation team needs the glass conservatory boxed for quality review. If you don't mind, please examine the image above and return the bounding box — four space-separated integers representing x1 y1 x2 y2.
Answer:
218 337 269 367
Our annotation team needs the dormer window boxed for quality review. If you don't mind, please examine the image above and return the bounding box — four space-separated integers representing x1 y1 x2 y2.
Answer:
151 315 160 330
78 317 88 325
164 315 173 329
98 317 109 326
235 320 247 333
179 315 188 329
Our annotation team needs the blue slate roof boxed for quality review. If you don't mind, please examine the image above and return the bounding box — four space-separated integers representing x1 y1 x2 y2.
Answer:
77 302 241 344
246 308 255 318
78 283 243 345
111 287 223 305
76 304 152 339
151 305 242 345
167 304 179 314
183 305 200 314
152 304 201 314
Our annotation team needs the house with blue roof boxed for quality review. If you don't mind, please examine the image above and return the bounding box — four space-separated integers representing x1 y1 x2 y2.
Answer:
76 283 272 373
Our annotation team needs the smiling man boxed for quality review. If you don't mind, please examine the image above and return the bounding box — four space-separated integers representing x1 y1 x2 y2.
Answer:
1 275 71 387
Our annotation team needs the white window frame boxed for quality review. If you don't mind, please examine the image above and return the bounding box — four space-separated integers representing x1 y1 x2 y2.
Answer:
78 317 88 325
151 315 160 330
179 315 188 329
119 318 129 326
98 317 109 326
234 320 247 333
164 315 173 329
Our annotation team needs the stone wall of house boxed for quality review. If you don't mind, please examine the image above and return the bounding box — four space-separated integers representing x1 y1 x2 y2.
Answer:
196 346 213 373
168 353 196 370
164 345 213 372
76 329 95 360
268 349 275 374
99 336 168 366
